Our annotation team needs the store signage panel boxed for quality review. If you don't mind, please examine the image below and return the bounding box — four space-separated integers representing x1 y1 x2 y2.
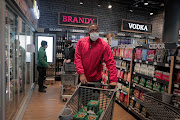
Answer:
58 12 98 27
149 43 176 49
121 19 152 34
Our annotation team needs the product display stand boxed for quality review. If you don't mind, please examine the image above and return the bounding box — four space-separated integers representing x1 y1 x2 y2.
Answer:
114 43 180 120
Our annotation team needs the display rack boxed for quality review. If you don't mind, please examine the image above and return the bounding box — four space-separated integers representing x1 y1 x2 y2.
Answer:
114 43 179 120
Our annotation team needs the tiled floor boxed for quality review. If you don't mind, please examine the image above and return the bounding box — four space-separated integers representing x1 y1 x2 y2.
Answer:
22 82 135 120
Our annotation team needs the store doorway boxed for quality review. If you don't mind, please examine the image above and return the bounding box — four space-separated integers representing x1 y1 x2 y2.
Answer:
35 33 56 82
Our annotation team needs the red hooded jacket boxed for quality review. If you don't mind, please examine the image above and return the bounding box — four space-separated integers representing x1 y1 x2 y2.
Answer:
74 36 118 83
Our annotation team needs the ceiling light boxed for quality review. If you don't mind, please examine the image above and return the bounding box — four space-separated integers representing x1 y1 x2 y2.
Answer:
129 9 133 12
80 2 83 5
150 12 153 15
144 0 148 5
108 5 112 9
160 3 164 7
98 4 101 7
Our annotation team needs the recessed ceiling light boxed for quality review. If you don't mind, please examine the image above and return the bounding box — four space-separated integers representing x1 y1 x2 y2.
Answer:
150 12 153 15
144 0 148 5
129 9 133 12
80 2 83 5
108 5 112 9
98 4 101 7
160 3 164 7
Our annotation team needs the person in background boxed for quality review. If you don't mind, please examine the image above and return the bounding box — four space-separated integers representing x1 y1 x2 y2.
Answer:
19 41 26 92
64 40 75 63
74 24 117 86
37 41 49 92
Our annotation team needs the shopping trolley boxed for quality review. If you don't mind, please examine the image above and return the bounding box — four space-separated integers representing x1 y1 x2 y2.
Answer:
144 92 180 120
58 82 117 120
60 63 78 102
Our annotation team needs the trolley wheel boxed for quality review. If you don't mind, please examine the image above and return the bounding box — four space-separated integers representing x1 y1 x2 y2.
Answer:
63 98 67 102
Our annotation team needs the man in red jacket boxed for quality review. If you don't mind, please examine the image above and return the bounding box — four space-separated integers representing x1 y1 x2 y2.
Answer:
74 25 117 86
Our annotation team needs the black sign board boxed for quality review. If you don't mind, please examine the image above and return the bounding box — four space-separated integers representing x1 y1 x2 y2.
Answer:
121 19 152 34
58 12 98 27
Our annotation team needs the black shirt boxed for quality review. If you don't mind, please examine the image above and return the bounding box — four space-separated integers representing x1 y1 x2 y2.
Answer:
64 46 75 62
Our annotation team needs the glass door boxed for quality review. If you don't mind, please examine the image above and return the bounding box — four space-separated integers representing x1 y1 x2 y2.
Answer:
5 9 18 120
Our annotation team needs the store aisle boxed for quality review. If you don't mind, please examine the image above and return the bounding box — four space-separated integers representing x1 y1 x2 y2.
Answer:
22 82 135 120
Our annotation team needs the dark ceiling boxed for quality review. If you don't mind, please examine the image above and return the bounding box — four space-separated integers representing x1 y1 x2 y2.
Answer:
103 0 166 12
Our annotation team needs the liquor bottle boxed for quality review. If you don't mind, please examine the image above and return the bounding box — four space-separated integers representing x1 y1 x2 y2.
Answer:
60 35 63 42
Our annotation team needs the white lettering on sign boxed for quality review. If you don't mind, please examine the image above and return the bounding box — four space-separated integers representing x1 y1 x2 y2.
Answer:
118 44 135 48
72 29 85 33
149 44 165 49
134 35 142 38
49 28 62 31
117 33 125 36
128 23 148 31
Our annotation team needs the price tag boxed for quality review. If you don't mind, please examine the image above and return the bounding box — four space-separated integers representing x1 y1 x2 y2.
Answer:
154 62 157 65
146 61 148 64
174 84 179 88
121 90 123 93
133 72 136 74
126 81 128 84
132 97 135 100
139 60 142 63
134 59 137 62
176 65 180 69
133 84 136 87
119 79 121 81
165 63 169 67
153 78 157 81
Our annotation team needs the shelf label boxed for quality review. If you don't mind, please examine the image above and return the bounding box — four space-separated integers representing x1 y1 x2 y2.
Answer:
154 62 157 65
119 79 121 81
176 65 180 69
139 60 142 63
126 81 128 84
133 84 136 87
133 72 136 74
132 97 135 100
165 63 169 67
134 59 137 62
174 84 179 88
146 61 148 64
153 78 157 81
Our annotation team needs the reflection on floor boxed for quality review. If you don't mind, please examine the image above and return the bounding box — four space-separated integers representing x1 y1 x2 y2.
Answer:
22 81 136 120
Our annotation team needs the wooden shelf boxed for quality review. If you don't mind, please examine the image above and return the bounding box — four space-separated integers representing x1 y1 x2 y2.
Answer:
133 83 154 93
118 78 129 85
134 59 170 68
133 72 169 84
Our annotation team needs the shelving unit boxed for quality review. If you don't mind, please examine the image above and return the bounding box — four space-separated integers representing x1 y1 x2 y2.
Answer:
114 43 179 120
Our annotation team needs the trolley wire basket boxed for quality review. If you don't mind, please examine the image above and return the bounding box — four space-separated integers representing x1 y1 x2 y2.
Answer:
58 83 117 120
144 92 180 120
64 63 76 73
60 63 78 102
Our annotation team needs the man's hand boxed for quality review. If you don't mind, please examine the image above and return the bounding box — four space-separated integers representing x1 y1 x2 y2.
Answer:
109 82 117 86
64 59 67 63
66 59 71 63
80 74 88 84
109 82 117 89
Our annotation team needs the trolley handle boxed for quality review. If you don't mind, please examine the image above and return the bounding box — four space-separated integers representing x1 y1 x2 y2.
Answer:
79 82 117 90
